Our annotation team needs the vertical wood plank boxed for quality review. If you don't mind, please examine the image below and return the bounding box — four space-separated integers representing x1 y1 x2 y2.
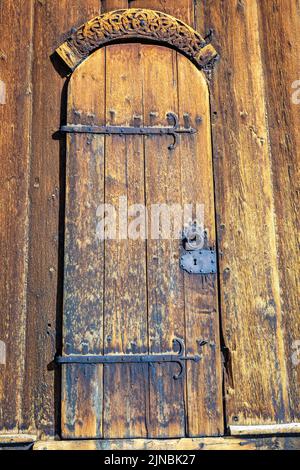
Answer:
103 44 148 438
177 54 223 436
102 0 128 11
129 0 194 25
61 49 106 439
143 45 185 438
202 0 290 425
258 0 300 422
194 0 205 33
32 435 300 451
0 0 33 433
24 0 101 437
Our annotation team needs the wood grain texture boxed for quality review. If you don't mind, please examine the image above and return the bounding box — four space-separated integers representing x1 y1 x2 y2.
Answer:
103 44 148 438
24 0 101 438
258 0 300 423
129 0 194 25
33 436 300 450
143 45 186 438
0 434 36 444
55 8 216 72
61 49 105 439
0 0 33 434
61 43 222 438
230 423 300 436
202 0 290 426
177 53 223 436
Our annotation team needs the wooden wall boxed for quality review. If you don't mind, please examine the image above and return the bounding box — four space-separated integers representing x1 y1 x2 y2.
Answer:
0 0 299 439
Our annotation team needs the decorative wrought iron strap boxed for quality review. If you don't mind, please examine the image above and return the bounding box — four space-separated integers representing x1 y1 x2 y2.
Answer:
61 112 197 150
55 338 202 379
55 9 218 71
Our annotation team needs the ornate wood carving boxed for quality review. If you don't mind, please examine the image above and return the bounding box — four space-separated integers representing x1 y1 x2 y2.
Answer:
56 9 218 71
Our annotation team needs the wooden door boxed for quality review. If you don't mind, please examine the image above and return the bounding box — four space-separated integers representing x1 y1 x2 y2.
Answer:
60 43 223 439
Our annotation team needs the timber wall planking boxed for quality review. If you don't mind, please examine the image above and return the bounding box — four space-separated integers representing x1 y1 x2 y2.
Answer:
0 0 299 438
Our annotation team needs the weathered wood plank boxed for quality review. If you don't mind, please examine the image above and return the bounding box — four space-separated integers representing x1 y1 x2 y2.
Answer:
202 0 290 425
24 0 101 437
103 44 148 438
102 0 128 11
2 0 298 441
55 6 215 73
177 53 223 436
129 0 194 25
0 0 33 434
33 436 300 450
63 48 106 356
258 0 300 423
0 434 36 444
193 0 205 33
230 423 300 436
143 45 186 438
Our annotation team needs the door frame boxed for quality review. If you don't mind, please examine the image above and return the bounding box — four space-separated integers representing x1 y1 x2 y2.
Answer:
55 8 223 442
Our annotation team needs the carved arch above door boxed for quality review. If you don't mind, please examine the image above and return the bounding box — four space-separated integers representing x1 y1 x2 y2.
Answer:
56 8 218 71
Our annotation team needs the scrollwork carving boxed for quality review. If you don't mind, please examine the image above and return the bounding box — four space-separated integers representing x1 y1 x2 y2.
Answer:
56 9 218 71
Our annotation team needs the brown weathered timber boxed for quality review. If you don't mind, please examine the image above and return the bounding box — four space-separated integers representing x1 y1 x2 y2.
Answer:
0 0 33 434
129 0 194 25
55 9 216 71
33 436 300 451
202 0 290 425
258 0 300 423
0 434 37 444
60 42 222 438
24 0 101 438
103 44 148 438
143 45 186 438
177 53 223 436
61 49 106 439
193 0 205 32
102 0 128 11
230 423 300 436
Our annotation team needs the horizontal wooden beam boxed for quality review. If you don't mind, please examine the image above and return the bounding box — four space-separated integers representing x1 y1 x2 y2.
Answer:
230 423 300 436
33 436 300 451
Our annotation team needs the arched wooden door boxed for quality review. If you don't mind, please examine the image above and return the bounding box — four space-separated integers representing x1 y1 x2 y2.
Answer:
58 42 223 440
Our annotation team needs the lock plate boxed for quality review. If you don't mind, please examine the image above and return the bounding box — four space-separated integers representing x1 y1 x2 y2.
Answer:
55 338 203 380
180 249 217 274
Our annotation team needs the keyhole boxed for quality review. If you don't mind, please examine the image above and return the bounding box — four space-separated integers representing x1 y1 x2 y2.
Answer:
194 258 197 266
